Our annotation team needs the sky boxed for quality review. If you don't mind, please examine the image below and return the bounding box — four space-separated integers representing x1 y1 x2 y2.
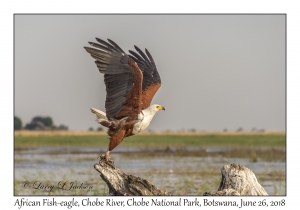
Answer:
14 14 286 132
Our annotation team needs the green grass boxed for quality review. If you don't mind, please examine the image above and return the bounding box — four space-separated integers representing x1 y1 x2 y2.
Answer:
14 134 286 148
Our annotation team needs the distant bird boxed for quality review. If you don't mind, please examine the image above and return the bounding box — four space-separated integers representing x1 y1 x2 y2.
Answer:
84 38 164 161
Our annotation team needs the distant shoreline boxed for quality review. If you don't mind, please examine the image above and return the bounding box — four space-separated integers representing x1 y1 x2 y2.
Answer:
14 130 286 136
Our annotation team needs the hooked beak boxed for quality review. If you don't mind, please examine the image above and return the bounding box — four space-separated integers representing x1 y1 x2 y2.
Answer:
162 106 165 111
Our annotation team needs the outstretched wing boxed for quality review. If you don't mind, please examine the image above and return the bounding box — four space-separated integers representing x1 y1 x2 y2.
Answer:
129 46 161 109
84 38 143 120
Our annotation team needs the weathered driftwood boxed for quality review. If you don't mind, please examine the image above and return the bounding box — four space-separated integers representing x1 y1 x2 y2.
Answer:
94 161 267 196
203 163 268 196
94 160 171 196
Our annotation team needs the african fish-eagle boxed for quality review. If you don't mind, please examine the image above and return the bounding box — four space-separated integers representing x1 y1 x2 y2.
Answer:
84 38 164 161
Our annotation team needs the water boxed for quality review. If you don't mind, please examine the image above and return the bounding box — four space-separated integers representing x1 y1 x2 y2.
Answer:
14 146 286 195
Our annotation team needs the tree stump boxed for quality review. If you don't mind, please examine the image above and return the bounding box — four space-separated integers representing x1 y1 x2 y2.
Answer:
203 163 268 196
94 161 267 196
94 160 171 196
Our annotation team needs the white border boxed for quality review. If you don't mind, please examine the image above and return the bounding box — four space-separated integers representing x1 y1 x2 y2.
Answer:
2 0 298 209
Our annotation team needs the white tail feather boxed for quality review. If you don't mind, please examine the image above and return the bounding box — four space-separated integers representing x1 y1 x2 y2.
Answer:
91 108 108 123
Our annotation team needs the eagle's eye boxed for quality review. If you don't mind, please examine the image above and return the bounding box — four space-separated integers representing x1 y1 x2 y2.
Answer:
156 106 159 109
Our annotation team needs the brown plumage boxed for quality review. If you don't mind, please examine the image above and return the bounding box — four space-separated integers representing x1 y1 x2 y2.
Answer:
84 38 164 161
141 83 162 108
115 58 143 119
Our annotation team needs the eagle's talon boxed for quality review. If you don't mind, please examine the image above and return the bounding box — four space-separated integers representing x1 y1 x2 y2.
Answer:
97 154 103 160
98 153 114 165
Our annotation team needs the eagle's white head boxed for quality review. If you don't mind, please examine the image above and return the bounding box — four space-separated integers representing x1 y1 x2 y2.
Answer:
143 104 165 115
153 104 165 111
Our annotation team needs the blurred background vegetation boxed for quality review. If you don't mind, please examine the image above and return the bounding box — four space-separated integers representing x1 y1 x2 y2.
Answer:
14 116 68 131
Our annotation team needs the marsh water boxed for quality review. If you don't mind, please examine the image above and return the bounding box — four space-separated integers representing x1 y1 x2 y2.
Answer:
14 146 286 196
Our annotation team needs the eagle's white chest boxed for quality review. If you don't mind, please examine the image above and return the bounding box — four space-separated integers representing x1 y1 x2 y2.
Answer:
132 111 155 135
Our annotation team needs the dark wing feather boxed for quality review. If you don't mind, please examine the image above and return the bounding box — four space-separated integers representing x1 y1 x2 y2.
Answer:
129 46 161 108
107 39 126 54
85 38 159 118
84 38 137 119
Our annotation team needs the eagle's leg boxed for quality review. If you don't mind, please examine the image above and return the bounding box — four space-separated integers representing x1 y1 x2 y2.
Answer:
99 129 125 163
